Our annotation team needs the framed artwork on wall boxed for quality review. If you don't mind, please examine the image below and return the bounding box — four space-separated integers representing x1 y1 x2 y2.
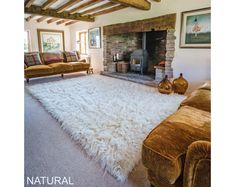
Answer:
88 27 101 49
180 8 211 48
37 29 65 52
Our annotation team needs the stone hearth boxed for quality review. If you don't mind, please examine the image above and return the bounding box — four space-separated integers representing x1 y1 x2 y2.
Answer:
101 71 157 88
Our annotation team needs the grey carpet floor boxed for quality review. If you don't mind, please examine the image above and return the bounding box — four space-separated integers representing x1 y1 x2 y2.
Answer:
24 73 150 187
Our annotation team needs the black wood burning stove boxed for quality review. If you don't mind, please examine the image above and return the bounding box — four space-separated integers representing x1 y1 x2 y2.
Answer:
130 49 148 75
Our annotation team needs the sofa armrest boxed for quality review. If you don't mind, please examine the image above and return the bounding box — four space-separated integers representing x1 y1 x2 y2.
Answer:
183 141 211 187
78 59 87 63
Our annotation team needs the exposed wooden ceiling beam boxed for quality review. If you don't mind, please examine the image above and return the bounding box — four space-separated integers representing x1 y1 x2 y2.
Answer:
25 5 94 22
42 0 58 10
37 16 48 22
65 21 78 26
25 0 35 8
56 20 69 25
91 5 126 17
80 2 116 16
56 0 83 13
25 15 36 22
69 0 103 14
47 18 60 24
109 0 150 10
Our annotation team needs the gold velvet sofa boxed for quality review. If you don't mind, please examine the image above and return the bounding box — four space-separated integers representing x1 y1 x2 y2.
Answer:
142 83 211 187
24 51 90 83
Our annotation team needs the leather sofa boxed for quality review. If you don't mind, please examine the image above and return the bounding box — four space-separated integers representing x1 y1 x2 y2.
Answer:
142 82 211 187
24 51 90 82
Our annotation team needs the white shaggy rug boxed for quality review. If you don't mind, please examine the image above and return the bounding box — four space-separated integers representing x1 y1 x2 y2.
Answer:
26 75 185 181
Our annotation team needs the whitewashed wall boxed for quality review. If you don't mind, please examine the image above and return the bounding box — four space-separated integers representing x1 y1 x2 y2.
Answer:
24 0 211 82
69 0 211 82
24 19 71 51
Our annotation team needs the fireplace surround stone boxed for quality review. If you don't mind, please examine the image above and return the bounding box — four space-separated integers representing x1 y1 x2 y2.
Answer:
103 14 176 82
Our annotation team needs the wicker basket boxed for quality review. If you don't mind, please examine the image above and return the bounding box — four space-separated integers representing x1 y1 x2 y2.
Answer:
117 62 129 73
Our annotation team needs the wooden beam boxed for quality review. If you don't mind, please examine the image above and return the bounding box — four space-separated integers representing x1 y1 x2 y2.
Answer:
42 0 58 10
80 2 116 16
91 5 126 17
25 15 35 22
47 18 60 24
109 0 150 10
69 0 103 14
65 21 78 26
56 20 69 25
37 16 48 22
25 5 94 22
56 0 83 13
25 0 35 8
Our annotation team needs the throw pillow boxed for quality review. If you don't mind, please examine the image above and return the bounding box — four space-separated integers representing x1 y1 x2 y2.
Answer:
64 51 79 62
42 52 64 64
24 52 42 67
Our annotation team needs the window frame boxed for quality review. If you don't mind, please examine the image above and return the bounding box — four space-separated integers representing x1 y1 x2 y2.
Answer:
78 31 88 55
24 30 31 52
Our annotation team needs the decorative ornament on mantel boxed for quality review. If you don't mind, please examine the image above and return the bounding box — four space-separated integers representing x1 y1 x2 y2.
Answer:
172 73 188 94
157 75 173 94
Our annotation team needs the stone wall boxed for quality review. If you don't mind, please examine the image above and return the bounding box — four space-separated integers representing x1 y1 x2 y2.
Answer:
103 33 142 67
146 31 167 74
155 29 176 82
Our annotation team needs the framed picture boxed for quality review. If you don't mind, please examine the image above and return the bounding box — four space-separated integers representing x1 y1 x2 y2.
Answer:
88 27 101 49
37 29 65 52
180 8 211 48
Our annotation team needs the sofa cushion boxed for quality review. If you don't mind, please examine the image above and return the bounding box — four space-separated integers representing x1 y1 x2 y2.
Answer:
48 62 73 73
41 52 64 64
68 62 84 71
68 62 90 71
24 52 42 67
78 59 86 63
64 51 78 62
142 106 210 185
25 65 53 76
180 89 211 112
80 62 90 69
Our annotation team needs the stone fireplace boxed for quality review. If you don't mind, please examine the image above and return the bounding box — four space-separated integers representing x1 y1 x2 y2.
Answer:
103 14 176 82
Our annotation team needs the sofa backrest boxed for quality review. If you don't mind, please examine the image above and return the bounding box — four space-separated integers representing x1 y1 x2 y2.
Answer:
199 81 211 91
180 88 211 112
25 51 84 66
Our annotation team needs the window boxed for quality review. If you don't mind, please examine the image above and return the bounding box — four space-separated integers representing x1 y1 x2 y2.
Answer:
24 31 31 52
78 31 88 54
